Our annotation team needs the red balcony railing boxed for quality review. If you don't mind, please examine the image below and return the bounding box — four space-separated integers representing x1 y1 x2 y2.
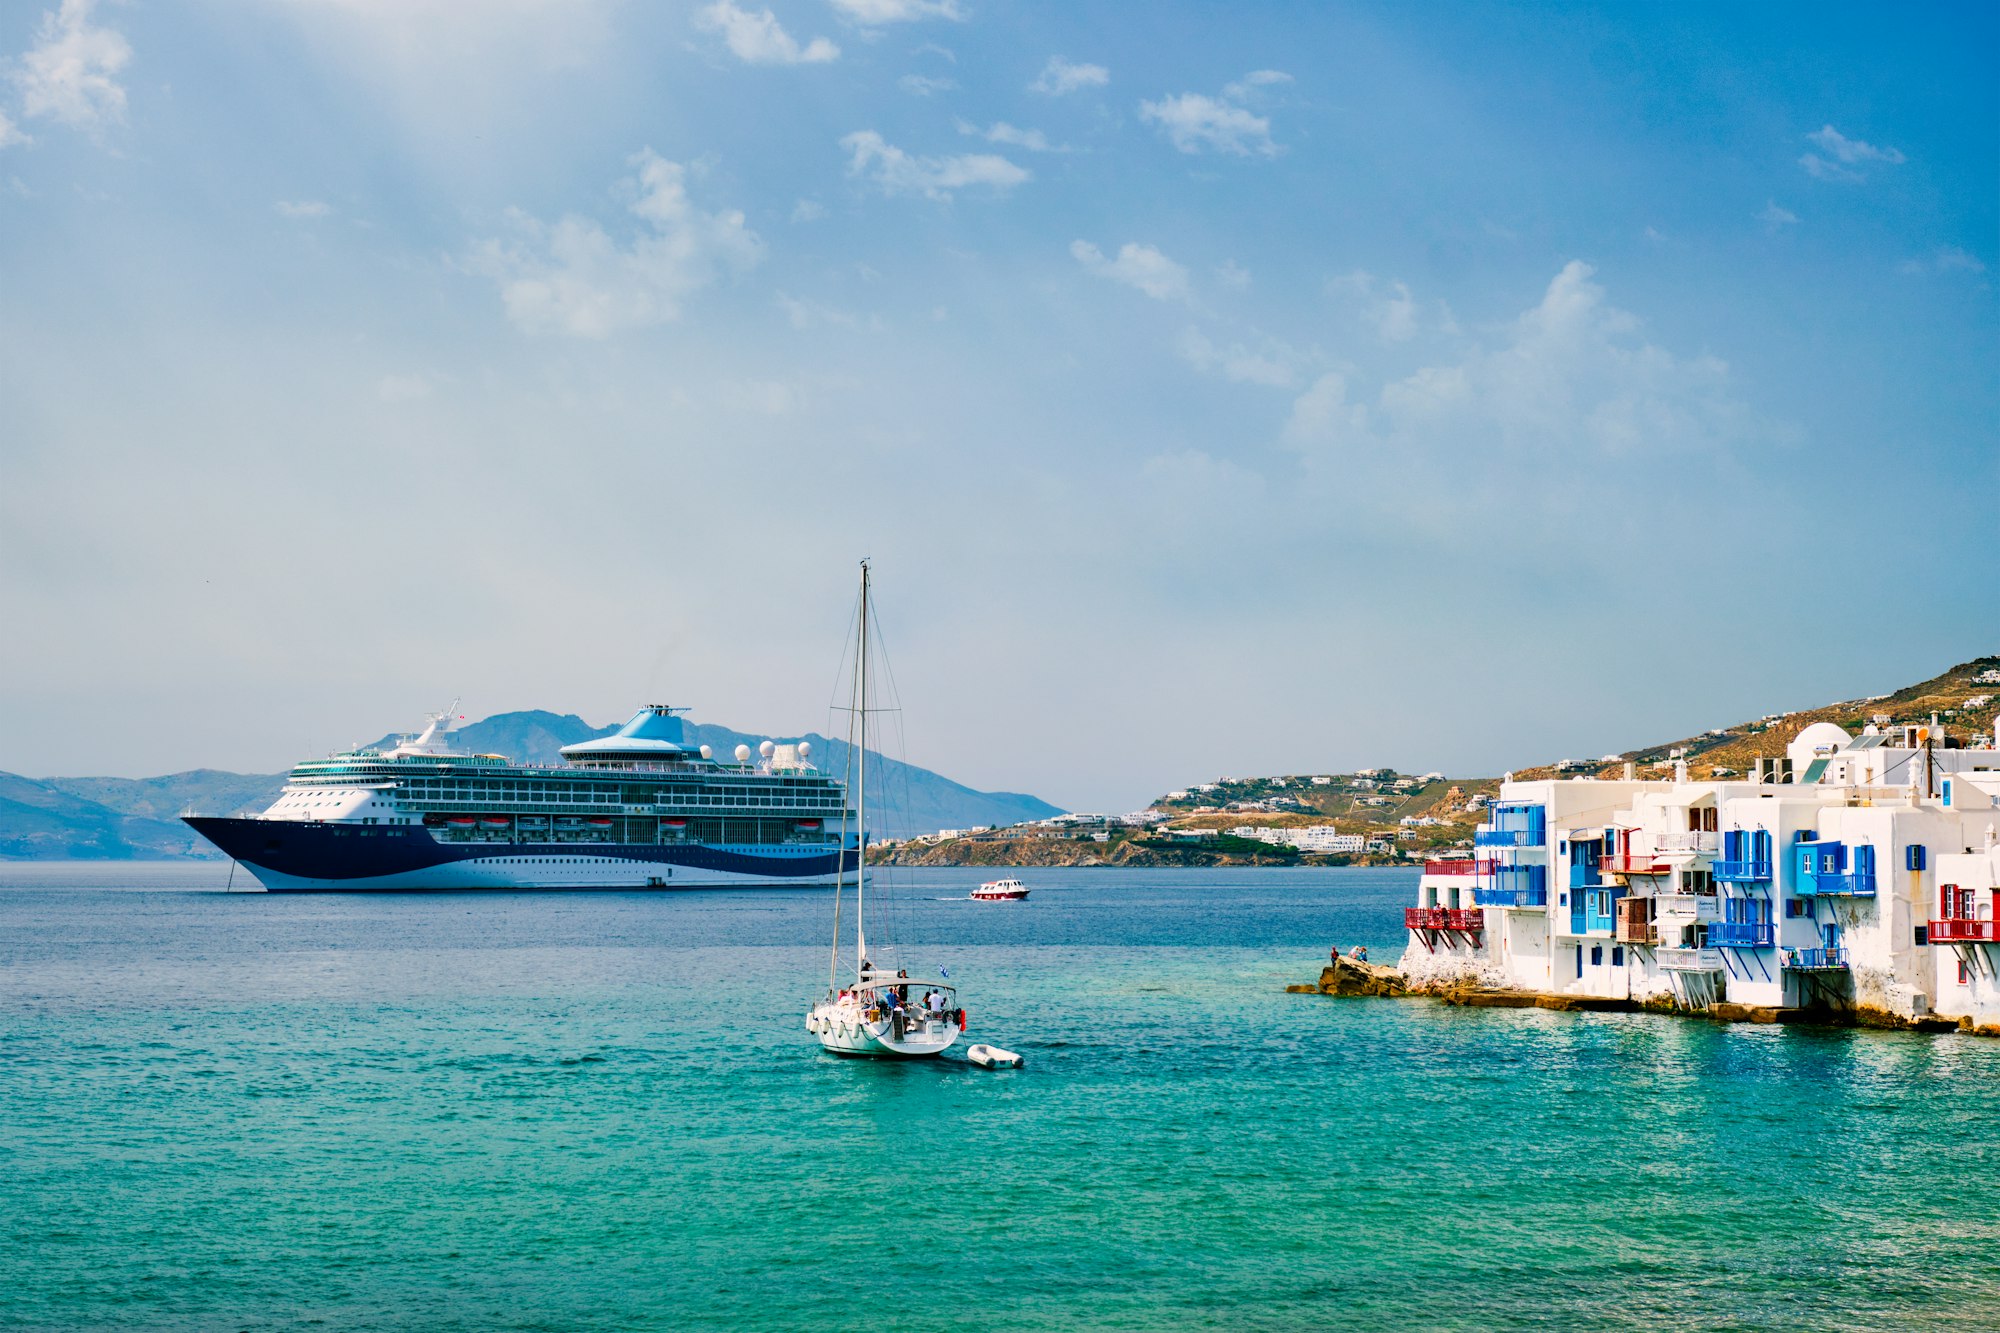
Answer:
1405 907 1486 932
1423 858 1498 878
1929 919 2000 944
1600 854 1669 876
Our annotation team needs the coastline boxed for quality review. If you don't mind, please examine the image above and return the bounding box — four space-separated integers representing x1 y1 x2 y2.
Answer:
870 836 1411 870
1291 955 2000 1037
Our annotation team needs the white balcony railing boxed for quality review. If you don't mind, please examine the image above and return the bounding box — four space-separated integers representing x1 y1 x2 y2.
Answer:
1657 947 1724 972
1653 893 1721 922
1654 831 1719 855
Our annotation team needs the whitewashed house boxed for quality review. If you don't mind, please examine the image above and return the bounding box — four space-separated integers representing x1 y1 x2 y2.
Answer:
1403 720 2000 1025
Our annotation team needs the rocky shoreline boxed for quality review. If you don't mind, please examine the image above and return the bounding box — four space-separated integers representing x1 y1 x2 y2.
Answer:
1287 956 2000 1037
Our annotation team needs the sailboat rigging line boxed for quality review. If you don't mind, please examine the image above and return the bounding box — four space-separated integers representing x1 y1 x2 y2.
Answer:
859 580 920 970
855 560 873 981
824 575 866 991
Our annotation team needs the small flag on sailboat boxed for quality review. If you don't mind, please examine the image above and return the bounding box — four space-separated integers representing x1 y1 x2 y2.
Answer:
939 966 950 979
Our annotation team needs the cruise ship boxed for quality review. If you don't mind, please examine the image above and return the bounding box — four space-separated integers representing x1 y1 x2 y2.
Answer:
183 706 857 891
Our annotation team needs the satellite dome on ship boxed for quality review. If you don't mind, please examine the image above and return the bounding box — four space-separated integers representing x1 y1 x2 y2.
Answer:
561 706 700 765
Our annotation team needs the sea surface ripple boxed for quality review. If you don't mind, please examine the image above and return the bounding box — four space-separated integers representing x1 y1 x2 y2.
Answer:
4 863 1998 1332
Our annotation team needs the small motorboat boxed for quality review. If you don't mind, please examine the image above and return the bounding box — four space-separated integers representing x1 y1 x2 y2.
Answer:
972 878 1030 901
967 1044 1022 1070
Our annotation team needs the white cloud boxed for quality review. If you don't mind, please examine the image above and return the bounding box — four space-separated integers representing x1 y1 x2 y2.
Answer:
275 199 331 219
1223 68 1292 100
777 293 874 330
1806 124 1905 166
1799 124 1904 183
1798 154 1859 183
828 0 962 23
1031 56 1107 95
1758 200 1799 231
14 0 131 129
790 198 826 222
1284 371 1371 452
463 148 763 337
898 73 955 96
1215 260 1250 290
0 110 29 149
377 373 432 402
1177 326 1296 387
1286 263 1756 476
694 1 838 65
956 119 1061 152
1071 239 1190 302
1331 270 1430 342
840 130 1028 201
1898 246 1986 277
1140 87 1277 157
1376 283 1417 342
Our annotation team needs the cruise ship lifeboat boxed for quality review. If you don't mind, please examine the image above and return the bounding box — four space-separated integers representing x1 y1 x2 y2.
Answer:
479 816 510 829
587 817 614 828
446 816 476 828
661 817 687 829
794 818 822 831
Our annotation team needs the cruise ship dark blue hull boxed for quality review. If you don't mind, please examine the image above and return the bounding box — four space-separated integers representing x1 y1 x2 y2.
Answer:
184 817 854 891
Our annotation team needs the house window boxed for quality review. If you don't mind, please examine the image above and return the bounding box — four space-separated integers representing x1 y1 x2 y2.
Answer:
1590 946 1603 966
1960 959 1970 986
1611 946 1624 967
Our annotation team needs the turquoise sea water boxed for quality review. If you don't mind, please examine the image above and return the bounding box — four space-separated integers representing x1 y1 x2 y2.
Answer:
5 863 2000 1332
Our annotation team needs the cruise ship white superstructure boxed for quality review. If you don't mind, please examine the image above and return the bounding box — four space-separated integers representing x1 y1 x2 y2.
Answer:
185 706 856 891
1403 719 2000 1028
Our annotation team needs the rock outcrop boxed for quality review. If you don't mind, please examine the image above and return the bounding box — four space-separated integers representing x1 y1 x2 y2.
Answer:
1282 956 1411 998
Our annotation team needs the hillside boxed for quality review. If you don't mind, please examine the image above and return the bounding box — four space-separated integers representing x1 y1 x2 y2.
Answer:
1 709 1061 859
0 771 220 860
890 653 2000 869
1511 654 2000 782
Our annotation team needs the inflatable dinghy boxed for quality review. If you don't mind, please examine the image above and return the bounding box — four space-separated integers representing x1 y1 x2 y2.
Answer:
967 1044 1023 1070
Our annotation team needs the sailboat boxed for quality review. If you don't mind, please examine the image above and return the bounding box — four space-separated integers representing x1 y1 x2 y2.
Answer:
804 561 966 1059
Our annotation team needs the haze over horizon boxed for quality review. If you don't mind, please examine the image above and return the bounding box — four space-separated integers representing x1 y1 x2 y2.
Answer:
0 1 1993 812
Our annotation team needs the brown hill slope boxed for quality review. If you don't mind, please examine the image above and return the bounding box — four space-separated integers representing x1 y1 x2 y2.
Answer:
1513 654 2000 782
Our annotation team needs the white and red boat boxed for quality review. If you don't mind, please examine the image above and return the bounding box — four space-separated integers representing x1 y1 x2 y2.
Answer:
972 878 1030 901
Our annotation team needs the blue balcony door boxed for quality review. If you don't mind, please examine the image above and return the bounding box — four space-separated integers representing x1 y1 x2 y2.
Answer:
1726 895 1770 926
1821 921 1840 953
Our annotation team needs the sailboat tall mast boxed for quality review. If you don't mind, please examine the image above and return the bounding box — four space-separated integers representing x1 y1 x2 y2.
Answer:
854 560 870 980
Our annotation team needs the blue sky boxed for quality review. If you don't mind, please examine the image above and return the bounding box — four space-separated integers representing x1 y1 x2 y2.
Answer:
0 0 1993 809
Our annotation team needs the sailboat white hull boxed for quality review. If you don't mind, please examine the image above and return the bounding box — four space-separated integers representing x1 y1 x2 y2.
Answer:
806 1000 962 1059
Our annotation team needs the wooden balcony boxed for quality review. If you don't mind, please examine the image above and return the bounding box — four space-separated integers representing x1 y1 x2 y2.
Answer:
1929 919 2000 944
1423 858 1498 878
1615 896 1657 945
1601 853 1670 877
1405 907 1486 932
